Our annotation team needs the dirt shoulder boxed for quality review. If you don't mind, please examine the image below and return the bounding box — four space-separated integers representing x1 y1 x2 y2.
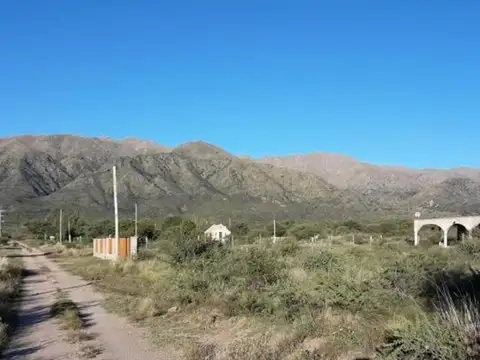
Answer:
5 242 177 360
2 249 81 359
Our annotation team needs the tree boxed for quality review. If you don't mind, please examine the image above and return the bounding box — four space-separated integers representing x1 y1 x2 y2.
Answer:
288 223 325 240
341 220 365 232
162 216 183 231
25 220 55 237
137 220 157 239
89 220 115 237
180 220 197 238
267 222 287 237
232 222 249 236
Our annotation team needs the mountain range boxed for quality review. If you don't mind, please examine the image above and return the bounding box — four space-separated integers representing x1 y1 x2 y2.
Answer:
1 134 479 223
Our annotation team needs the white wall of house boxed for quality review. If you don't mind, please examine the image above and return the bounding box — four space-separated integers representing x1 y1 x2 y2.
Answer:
204 224 231 243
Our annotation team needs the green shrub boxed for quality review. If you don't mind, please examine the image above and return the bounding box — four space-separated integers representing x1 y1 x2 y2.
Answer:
169 233 222 264
276 237 300 256
218 246 285 288
378 294 480 359
315 275 395 315
288 223 325 240
458 240 480 255
379 252 450 298
303 250 341 272
0 257 23 350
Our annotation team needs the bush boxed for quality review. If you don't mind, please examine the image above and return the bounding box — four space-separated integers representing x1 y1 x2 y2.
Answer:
303 250 341 272
168 231 222 264
378 294 480 359
0 257 23 349
315 275 396 315
276 237 300 256
379 252 450 298
288 223 325 240
458 240 480 255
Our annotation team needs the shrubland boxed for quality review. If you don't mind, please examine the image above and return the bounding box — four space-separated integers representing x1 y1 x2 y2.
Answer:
34 216 480 359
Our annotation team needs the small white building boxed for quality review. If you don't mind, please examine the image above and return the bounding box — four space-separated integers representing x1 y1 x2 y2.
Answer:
204 224 231 242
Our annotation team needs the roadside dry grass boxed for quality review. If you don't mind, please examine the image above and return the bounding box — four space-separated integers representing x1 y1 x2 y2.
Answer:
0 243 24 353
50 293 83 331
50 291 103 358
46 236 480 359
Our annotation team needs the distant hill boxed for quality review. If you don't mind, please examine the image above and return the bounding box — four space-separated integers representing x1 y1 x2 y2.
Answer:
257 153 480 217
1 134 479 222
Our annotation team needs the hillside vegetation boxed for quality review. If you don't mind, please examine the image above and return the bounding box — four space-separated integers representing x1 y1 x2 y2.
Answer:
1 135 480 223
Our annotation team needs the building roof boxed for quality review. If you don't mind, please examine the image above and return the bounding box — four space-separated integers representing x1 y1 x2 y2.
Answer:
204 224 231 233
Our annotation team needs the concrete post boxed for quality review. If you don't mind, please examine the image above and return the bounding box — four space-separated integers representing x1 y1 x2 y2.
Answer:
130 236 138 256
443 229 448 248
414 231 419 246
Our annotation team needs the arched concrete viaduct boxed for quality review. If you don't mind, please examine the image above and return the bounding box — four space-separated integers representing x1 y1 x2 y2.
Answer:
414 216 480 247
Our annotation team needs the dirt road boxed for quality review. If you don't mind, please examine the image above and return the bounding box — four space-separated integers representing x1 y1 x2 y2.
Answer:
3 246 175 360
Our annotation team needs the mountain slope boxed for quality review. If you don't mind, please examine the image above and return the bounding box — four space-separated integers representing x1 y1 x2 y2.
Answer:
0 134 167 202
41 142 365 220
258 153 480 216
2 134 480 221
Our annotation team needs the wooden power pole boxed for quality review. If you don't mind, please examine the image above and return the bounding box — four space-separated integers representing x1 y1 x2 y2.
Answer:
113 166 119 258
59 209 63 243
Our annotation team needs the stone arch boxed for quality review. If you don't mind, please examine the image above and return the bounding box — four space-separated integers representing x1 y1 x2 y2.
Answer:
414 216 480 247
446 223 469 245
415 223 445 246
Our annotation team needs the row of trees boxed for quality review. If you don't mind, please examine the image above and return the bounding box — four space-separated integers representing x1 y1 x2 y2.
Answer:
248 218 412 241
24 215 412 243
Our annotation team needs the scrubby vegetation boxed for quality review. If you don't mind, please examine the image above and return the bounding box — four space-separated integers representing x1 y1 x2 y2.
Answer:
0 245 24 352
35 216 480 359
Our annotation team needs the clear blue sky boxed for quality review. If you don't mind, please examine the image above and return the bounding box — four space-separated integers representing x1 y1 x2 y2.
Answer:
1 1 479 168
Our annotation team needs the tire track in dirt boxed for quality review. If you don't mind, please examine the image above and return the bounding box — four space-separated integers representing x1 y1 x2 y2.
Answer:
7 244 177 360
2 250 82 360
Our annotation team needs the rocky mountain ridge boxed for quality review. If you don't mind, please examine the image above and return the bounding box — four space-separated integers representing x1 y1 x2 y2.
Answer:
1 134 479 221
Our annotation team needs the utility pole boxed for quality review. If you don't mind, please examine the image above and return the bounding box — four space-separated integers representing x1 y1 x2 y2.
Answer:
0 209 5 238
59 209 63 243
68 217 72 243
113 166 119 258
134 203 138 238
228 217 231 228
273 216 277 244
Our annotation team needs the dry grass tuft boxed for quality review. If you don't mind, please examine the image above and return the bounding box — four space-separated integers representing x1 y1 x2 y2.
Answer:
79 343 104 359
50 292 102 357
0 253 24 351
50 294 83 331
